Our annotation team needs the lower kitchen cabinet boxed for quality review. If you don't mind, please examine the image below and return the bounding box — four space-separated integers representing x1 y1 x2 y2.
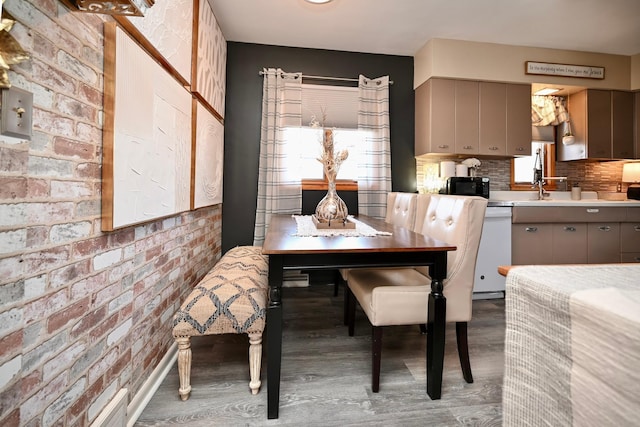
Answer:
620 222 640 262
512 207 636 266
587 223 621 263
553 223 588 264
512 223 552 265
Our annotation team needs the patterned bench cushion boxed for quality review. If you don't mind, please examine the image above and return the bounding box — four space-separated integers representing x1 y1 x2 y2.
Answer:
172 246 268 337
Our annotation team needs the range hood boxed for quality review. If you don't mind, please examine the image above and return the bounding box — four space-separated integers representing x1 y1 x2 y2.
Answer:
531 125 555 144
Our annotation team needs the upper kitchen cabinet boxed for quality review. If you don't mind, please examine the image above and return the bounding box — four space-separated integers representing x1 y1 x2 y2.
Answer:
415 78 530 157
506 84 533 156
636 92 640 159
559 89 634 161
454 80 480 154
479 82 531 156
415 78 459 155
612 91 634 159
479 82 506 156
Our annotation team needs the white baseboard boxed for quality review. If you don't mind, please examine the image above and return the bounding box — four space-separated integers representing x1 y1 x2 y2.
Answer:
91 388 128 427
126 342 178 427
472 291 505 300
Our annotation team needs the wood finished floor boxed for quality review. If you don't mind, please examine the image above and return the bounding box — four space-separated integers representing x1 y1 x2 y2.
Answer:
136 285 505 426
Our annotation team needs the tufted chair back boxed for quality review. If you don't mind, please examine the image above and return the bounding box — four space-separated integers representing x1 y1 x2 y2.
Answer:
384 192 418 229
414 194 487 321
345 193 487 392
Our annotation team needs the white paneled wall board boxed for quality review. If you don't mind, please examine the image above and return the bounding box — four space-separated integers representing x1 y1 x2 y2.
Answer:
102 23 192 231
123 0 194 84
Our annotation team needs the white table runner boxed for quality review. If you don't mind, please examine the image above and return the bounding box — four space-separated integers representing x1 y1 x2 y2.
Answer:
503 264 640 427
291 215 392 237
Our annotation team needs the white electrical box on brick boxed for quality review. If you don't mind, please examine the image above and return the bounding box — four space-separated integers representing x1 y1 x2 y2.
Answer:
1 86 33 140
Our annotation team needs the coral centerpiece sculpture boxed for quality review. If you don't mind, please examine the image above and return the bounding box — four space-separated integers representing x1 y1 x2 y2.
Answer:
314 127 350 225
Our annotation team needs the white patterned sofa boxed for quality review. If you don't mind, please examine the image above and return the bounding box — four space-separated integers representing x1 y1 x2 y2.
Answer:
172 246 268 399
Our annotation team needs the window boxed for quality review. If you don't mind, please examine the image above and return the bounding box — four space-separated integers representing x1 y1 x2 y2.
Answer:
284 83 365 190
283 127 368 182
511 142 557 190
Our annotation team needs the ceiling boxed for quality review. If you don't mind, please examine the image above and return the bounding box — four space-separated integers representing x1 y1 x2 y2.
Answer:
210 0 640 57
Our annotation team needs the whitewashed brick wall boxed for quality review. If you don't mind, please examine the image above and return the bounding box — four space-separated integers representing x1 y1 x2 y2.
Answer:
0 1 223 426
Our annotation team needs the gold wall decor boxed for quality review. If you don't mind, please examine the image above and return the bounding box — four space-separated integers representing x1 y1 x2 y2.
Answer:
60 0 155 17
0 11 30 89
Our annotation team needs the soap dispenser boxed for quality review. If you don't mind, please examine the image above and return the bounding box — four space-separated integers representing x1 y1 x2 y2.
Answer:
571 182 581 200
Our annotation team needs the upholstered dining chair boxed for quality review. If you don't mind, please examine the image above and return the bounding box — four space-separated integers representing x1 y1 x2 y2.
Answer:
337 192 418 320
346 194 487 392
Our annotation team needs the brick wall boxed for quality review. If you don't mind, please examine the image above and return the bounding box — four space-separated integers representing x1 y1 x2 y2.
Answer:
0 1 222 426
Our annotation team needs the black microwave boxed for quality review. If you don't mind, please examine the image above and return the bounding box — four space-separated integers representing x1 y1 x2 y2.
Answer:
446 177 490 199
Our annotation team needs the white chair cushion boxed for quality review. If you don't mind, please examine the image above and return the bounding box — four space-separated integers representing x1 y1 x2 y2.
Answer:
348 194 487 327
340 192 418 281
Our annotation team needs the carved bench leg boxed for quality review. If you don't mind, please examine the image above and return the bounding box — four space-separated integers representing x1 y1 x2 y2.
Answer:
248 332 263 394
176 336 192 400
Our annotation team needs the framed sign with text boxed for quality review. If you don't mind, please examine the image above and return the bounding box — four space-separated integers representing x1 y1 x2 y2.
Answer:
526 61 605 79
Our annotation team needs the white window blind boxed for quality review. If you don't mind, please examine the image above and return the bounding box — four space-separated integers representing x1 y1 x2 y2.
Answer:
301 84 358 128
284 83 367 181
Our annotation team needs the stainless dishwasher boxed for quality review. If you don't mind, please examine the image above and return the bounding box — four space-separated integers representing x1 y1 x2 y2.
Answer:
473 206 512 299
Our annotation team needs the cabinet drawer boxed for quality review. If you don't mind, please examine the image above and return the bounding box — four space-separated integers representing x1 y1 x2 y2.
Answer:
512 206 627 223
620 223 640 252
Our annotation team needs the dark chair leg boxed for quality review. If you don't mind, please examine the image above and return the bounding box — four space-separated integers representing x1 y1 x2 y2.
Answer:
341 275 349 325
456 322 473 383
347 287 356 336
372 326 382 393
333 269 341 297
419 324 427 334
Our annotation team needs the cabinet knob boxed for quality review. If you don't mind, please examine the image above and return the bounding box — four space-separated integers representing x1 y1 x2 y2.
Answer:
516 147 524 151
634 225 640 232
586 209 600 213
564 226 576 232
489 146 498 151
525 227 538 232
437 144 449 149
463 145 473 150
598 225 611 232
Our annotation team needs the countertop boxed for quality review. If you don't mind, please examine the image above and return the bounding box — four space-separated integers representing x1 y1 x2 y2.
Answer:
488 191 640 207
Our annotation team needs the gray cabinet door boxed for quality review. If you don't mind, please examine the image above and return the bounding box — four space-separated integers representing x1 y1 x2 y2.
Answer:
587 223 620 263
454 80 479 154
612 90 634 159
512 223 552 265
506 84 532 156
586 89 612 159
552 223 587 264
415 78 455 155
479 82 507 156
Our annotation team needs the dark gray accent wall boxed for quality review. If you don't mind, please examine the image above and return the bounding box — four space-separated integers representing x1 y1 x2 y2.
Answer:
222 42 415 251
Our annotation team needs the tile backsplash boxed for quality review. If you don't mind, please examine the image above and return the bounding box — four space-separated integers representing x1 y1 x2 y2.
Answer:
416 156 630 195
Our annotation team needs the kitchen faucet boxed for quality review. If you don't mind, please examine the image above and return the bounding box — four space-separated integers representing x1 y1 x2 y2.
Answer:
533 148 548 199
532 147 567 199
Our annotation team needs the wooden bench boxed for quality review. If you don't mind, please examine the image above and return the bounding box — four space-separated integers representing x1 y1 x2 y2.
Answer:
172 246 268 399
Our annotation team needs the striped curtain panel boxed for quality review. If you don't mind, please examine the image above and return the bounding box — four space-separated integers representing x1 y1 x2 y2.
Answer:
253 68 303 246
357 75 392 218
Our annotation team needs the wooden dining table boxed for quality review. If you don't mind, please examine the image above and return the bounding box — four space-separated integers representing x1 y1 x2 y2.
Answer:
261 214 457 419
